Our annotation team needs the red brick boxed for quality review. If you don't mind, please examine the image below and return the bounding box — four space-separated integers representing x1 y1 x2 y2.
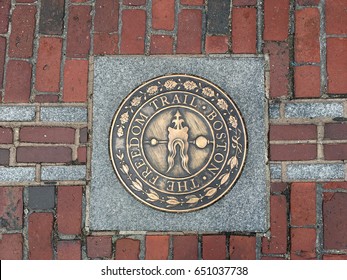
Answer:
0 37 5 88
324 144 347 160
150 35 173 54
264 42 289 98
152 0 175 31
87 236 112 259
17 146 72 163
78 146 87 163
145 235 169 260
297 0 319 5
324 123 347 140
264 0 290 41
290 182 316 226
323 182 347 190
271 182 287 193
120 10 146 54
324 193 347 249
177 10 202 54
291 228 316 260
295 8 320 63
294 66 320 98
326 0 347 35
203 235 226 260
9 6 36 58
230 236 256 260
262 195 287 254
233 0 257 5
123 0 146 5
261 256 286 260
181 0 204 5
323 254 347 260
66 6 92 58
63 59 88 102
94 0 119 33
205 35 229 54
20 127 75 144
35 37 62 93
270 144 317 161
232 7 256 54
0 0 10 34
0 187 23 230
34 94 59 103
28 213 53 260
0 127 13 144
57 186 82 235
4 60 32 103
0 234 23 260
16 0 36 2
327 38 347 94
57 240 81 260
270 124 317 141
0 148 10 165
173 235 198 260
115 238 140 260
80 127 88 144
94 33 119 55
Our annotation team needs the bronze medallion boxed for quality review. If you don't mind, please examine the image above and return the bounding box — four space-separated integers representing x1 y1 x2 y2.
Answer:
109 74 247 212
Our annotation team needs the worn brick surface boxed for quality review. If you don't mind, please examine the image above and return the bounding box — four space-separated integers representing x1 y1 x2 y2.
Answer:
39 0 65 35
0 37 5 88
290 183 316 226
324 144 347 160
94 33 119 55
294 66 321 98
87 236 112 259
4 60 32 103
150 35 173 54
57 240 81 260
177 9 202 54
20 127 75 144
207 0 231 35
323 182 347 190
34 94 59 103
35 37 62 93
0 234 23 260
264 0 289 41
230 236 256 260
145 235 169 260
297 0 319 5
232 7 256 54
0 0 10 34
57 186 82 235
173 235 198 260
63 59 88 102
94 0 119 33
124 0 145 5
323 254 347 260
17 146 72 163
270 124 317 141
233 0 257 5
78 146 87 163
324 123 347 140
181 0 204 5
80 127 88 144
0 127 13 144
28 186 55 210
0 187 23 230
270 144 317 161
203 235 226 260
115 238 140 260
205 35 229 54
152 0 175 31
271 182 287 193
291 228 316 260
28 213 53 260
0 148 10 165
9 5 36 58
326 0 347 35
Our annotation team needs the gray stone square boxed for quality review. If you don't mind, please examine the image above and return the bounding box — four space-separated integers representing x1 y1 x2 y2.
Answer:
91 56 269 232
28 186 55 210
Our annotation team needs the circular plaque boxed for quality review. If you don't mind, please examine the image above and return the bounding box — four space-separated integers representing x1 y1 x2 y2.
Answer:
109 74 247 212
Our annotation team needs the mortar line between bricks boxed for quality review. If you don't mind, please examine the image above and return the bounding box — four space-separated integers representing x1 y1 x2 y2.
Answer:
172 0 180 55
118 1 124 54
89 0 95 56
316 183 324 259
256 0 264 54
255 233 263 260
319 0 328 98
168 235 173 260
317 122 324 160
288 0 296 99
198 234 202 260
144 0 153 55
226 0 232 53
200 2 207 55
22 186 29 260
35 164 40 183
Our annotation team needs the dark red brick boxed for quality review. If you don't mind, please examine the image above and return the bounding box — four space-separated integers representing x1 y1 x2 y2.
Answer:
9 5 36 58
16 0 36 2
203 235 226 260
0 148 10 165
120 9 146 54
94 33 118 55
123 0 145 5
291 228 316 260
152 0 175 31
181 0 204 5
0 234 23 260
290 182 316 226
35 37 62 93
205 35 229 54
271 182 287 193
264 0 290 41
17 146 72 163
262 195 287 254
87 236 112 259
261 256 285 260
264 42 289 98
233 0 257 5
326 0 347 35
323 254 347 260
270 144 317 161
20 127 75 144
270 124 317 141
324 144 347 160
63 59 88 102
230 236 256 260
173 235 198 260
324 123 347 140
0 0 10 34
150 35 173 54
39 0 65 35
327 38 347 94
57 240 81 260
145 235 169 260
80 127 88 144
177 10 202 54
294 66 321 98
78 146 87 163
297 0 319 5
0 37 5 88
323 182 347 190
28 213 53 260
115 238 140 260
66 6 92 58
4 60 32 103
94 0 119 33
0 127 13 144
232 7 256 54
0 187 23 230
57 186 82 235
295 8 320 63
34 94 59 103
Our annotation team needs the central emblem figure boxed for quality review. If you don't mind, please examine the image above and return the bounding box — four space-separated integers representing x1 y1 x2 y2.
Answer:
167 110 190 174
